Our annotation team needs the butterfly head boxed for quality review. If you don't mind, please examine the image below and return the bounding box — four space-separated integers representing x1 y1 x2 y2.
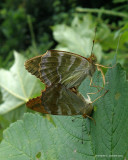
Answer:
87 54 97 64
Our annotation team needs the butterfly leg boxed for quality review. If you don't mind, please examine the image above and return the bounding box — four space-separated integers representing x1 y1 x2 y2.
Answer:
97 65 105 85
87 77 104 95
89 76 109 97
95 63 116 85
91 89 109 104
90 77 104 90
95 63 116 69
87 88 103 95
82 114 96 125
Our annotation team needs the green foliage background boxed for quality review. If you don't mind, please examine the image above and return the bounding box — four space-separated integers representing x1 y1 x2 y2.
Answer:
0 0 128 159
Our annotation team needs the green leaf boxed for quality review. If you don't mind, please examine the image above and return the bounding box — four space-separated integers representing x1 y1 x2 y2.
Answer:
79 63 128 159
0 51 42 114
0 63 128 160
53 15 103 62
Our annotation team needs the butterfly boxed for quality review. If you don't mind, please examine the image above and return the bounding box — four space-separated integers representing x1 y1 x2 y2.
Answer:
25 50 97 89
26 83 93 118
25 49 108 118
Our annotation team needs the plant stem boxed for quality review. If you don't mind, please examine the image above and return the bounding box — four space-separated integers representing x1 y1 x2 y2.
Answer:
76 7 128 18
27 15 37 50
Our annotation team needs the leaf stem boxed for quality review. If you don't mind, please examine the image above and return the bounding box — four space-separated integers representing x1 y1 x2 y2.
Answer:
76 7 128 18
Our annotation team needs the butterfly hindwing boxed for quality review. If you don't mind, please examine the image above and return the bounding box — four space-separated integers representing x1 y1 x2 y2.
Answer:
26 84 92 116
26 96 48 114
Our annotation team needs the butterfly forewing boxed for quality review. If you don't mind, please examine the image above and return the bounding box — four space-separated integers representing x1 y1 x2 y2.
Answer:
24 50 96 88
39 50 92 88
25 55 42 79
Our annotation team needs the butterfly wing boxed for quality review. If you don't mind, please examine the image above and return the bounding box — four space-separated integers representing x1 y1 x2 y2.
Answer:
25 50 95 88
26 96 48 114
24 55 42 79
26 84 89 115
39 50 94 88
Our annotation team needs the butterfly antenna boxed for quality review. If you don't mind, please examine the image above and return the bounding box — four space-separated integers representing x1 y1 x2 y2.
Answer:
91 27 97 56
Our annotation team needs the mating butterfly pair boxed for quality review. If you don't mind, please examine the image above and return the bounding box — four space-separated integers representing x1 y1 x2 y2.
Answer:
25 50 98 118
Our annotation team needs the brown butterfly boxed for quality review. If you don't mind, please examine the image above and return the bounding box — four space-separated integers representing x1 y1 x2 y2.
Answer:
25 49 109 118
26 83 93 118
25 50 97 89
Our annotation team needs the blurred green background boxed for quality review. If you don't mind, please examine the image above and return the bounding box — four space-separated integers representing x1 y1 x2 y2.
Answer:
0 0 128 141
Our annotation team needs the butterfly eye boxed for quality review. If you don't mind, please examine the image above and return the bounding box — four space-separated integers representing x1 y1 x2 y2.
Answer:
90 54 96 62
92 55 97 62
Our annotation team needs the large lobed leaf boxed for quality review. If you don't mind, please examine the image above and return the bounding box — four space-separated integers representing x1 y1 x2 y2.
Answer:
0 62 128 160
0 51 42 114
53 15 103 62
